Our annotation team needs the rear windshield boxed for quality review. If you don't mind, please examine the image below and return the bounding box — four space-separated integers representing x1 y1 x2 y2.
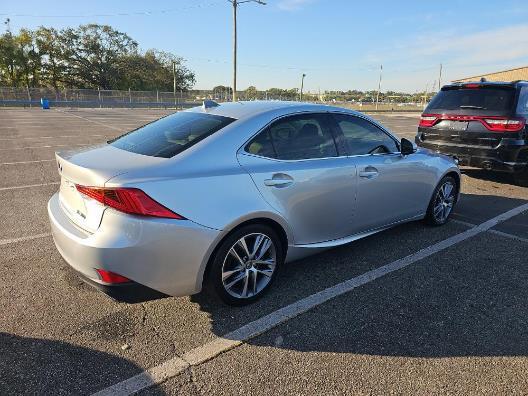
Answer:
426 87 515 113
109 112 235 158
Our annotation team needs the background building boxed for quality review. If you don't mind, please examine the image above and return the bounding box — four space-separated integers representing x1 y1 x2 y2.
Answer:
453 66 528 83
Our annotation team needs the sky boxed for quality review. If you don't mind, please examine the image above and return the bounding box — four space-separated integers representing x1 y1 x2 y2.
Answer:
3 0 528 93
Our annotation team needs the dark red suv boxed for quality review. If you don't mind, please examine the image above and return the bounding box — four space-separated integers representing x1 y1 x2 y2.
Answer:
416 80 528 184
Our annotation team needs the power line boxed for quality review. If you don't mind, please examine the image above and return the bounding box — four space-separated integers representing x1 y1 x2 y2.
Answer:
0 2 222 18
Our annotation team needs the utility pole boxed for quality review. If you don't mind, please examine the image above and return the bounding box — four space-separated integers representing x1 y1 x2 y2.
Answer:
172 61 177 106
438 63 443 90
300 73 306 101
228 0 266 102
375 64 383 110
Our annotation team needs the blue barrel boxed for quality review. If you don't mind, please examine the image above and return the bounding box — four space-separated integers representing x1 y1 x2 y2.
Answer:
40 98 50 110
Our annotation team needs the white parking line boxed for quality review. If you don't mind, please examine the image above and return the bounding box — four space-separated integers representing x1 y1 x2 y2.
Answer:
488 229 528 244
0 159 55 166
93 203 528 396
0 233 51 246
55 109 124 131
0 182 59 191
452 218 528 243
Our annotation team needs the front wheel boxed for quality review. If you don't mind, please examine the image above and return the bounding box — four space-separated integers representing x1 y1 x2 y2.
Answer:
207 224 284 306
425 176 458 226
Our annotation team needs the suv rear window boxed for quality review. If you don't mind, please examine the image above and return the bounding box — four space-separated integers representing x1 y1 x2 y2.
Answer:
109 112 235 158
426 86 515 113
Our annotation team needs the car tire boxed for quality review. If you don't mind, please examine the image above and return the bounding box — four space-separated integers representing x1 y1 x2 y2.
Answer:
513 167 528 187
206 224 284 306
425 176 458 226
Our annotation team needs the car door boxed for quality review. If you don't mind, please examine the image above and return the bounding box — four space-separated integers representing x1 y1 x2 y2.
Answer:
237 113 358 245
331 113 434 233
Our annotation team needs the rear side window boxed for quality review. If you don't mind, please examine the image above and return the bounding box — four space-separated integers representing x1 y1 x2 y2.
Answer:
245 130 276 158
332 114 398 155
517 86 528 116
426 87 515 113
269 114 337 160
110 112 235 158
246 113 338 160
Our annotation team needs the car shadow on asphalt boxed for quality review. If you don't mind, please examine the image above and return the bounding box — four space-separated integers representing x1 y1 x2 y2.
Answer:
462 167 525 186
189 192 528 358
0 333 164 395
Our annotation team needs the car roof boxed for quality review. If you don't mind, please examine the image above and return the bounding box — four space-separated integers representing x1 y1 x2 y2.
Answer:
185 100 359 120
443 80 528 89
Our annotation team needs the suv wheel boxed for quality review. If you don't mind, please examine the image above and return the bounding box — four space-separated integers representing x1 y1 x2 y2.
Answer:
425 176 458 226
513 167 528 187
207 224 283 306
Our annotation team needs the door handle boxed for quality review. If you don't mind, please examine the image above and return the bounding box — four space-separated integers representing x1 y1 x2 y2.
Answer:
264 173 294 187
359 167 379 179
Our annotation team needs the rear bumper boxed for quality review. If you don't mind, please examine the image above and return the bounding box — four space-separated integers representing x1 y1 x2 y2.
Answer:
416 135 528 172
75 268 167 303
48 193 221 299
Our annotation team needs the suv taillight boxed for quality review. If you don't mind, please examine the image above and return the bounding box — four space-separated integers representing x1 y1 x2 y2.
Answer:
419 114 439 127
419 114 525 132
481 117 526 132
76 185 185 219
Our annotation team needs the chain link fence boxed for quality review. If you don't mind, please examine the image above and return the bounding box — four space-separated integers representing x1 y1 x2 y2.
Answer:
0 86 423 112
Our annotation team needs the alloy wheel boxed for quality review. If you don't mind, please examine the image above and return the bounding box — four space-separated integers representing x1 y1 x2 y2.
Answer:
221 233 277 299
433 180 455 222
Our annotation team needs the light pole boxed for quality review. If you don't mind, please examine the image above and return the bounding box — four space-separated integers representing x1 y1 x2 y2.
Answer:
172 61 177 106
300 73 306 101
228 0 266 102
375 64 382 110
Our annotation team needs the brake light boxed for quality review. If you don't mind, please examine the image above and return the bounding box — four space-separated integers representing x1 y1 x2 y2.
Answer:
419 114 439 127
96 269 130 284
76 185 185 219
482 118 526 132
463 83 480 88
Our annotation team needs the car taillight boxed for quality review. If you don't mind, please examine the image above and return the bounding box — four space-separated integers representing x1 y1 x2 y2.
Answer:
482 117 526 132
419 114 439 127
96 269 130 284
76 185 185 219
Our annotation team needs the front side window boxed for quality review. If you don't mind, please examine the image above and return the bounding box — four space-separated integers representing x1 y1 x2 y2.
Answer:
110 112 235 158
333 114 398 155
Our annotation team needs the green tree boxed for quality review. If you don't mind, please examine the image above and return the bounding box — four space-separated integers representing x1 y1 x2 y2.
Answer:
244 85 258 100
0 31 18 87
61 24 138 89
35 27 70 93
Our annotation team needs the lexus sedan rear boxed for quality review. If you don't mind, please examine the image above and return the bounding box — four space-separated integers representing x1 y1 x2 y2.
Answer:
48 101 460 305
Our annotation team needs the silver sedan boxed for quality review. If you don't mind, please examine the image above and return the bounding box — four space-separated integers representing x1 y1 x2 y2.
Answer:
48 101 460 305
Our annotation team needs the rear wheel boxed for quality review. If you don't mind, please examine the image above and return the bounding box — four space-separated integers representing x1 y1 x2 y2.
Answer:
513 167 528 187
425 176 458 226
207 224 284 306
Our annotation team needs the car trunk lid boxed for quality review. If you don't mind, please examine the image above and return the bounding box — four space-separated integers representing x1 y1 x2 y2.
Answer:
56 144 167 232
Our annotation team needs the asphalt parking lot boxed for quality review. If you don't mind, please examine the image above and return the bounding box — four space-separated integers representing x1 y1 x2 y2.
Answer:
1 108 527 395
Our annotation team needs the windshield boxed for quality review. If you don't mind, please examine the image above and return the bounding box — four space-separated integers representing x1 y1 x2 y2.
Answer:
109 112 235 158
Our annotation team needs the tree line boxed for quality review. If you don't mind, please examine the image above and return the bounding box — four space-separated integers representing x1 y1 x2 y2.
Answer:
0 24 195 92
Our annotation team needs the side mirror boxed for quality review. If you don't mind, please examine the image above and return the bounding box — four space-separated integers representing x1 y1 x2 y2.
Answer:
400 138 417 155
